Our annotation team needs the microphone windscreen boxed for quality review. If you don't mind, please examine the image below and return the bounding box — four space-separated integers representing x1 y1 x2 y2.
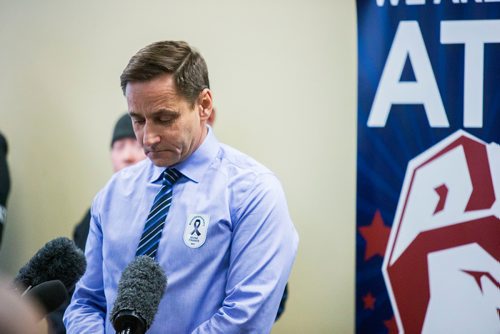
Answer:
24 280 68 318
111 256 167 331
14 237 86 291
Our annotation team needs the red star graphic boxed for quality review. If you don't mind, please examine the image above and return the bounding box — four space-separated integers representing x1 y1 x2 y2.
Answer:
359 210 391 261
384 316 398 334
362 292 376 310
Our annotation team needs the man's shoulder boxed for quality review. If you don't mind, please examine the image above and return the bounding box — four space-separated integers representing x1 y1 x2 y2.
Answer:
216 143 289 224
218 143 272 176
216 143 283 194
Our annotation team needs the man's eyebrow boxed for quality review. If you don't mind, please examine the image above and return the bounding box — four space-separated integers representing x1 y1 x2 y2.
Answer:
153 108 179 116
128 111 142 118
128 109 180 119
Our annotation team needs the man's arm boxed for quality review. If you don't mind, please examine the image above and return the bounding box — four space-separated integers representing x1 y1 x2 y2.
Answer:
192 173 299 334
64 198 107 333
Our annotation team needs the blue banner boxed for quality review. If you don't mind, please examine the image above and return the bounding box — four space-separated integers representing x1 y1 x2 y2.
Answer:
356 1 499 333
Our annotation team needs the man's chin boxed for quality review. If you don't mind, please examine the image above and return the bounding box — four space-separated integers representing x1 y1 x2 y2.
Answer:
146 149 185 167
149 157 172 167
147 153 176 167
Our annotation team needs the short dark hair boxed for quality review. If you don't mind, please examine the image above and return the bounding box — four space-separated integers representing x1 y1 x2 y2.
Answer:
120 41 210 105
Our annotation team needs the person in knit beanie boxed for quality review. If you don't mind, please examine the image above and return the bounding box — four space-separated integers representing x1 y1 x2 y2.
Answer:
109 113 146 172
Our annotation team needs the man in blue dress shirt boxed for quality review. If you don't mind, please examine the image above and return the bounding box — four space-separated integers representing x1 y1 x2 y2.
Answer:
64 40 298 334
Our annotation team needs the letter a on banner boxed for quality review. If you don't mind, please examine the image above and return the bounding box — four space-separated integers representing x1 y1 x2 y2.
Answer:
367 21 448 128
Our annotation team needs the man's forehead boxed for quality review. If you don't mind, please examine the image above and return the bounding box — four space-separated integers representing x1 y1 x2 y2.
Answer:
126 85 185 113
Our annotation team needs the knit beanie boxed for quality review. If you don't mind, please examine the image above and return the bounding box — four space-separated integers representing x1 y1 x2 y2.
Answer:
111 113 136 147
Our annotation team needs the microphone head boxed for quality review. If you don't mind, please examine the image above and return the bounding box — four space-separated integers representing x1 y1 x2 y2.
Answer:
111 256 167 331
23 280 68 319
14 237 86 291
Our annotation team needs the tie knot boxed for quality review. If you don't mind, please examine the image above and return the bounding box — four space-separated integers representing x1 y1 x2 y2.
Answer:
163 168 182 185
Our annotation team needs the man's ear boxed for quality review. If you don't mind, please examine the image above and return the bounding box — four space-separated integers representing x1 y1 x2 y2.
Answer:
198 88 213 121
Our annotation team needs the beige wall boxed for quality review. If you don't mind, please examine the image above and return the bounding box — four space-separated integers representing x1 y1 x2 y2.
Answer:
0 1 357 333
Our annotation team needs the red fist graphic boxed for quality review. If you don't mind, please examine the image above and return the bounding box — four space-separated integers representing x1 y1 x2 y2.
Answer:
382 130 499 334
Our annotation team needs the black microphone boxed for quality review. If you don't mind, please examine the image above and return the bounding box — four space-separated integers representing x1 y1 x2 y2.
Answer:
0 132 9 208
0 132 10 247
22 279 68 319
14 237 87 292
111 256 167 334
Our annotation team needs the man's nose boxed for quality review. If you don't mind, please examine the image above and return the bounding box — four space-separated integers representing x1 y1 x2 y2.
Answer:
143 123 161 147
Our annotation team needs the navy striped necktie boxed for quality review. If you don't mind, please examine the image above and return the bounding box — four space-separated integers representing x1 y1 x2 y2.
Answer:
136 168 182 258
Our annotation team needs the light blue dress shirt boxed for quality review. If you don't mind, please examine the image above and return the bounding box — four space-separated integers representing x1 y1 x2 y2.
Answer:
64 128 299 333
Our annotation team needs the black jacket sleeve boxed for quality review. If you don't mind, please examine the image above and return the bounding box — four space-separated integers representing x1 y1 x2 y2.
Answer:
73 209 91 252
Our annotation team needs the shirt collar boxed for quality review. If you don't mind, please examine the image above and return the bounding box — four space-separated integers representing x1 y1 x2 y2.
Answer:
149 126 219 184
